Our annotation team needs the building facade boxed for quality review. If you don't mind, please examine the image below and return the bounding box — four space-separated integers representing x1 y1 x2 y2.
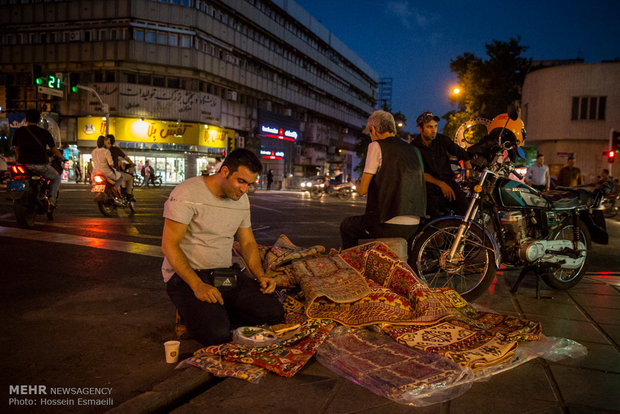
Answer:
521 62 620 183
0 0 378 186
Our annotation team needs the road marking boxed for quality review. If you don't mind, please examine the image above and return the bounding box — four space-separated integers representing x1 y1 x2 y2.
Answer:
0 225 163 258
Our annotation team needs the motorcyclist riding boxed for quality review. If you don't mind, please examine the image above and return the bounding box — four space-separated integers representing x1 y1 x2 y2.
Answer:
91 135 125 199
11 109 65 210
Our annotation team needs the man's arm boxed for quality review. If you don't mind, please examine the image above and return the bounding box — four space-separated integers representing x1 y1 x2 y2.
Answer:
424 173 455 201
161 218 224 304
236 226 276 294
50 146 64 160
357 172 374 196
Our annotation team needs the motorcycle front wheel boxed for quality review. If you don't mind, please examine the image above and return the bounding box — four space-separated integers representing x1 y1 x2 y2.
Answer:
541 220 591 290
14 198 36 228
309 187 323 200
98 201 117 217
410 218 497 301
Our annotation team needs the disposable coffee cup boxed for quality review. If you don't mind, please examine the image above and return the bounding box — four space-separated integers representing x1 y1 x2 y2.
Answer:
164 340 180 364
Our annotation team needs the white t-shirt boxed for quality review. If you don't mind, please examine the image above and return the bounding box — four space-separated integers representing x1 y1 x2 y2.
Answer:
161 176 251 282
363 140 419 225
91 147 121 180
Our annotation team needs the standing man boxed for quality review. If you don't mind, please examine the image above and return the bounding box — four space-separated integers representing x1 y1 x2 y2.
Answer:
525 153 550 191
12 109 65 209
266 169 274 190
557 156 583 187
340 110 426 249
161 149 284 346
412 111 471 219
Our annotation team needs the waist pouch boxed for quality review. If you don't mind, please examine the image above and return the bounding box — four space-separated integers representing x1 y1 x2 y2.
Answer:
196 265 240 290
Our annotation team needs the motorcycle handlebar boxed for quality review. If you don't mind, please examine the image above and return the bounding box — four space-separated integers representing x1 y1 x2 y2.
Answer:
510 168 523 180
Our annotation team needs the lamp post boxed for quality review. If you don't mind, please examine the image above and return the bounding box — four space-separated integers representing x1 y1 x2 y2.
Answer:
76 84 110 136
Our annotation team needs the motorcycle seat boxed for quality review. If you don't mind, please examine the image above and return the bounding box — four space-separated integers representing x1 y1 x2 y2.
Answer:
543 188 595 209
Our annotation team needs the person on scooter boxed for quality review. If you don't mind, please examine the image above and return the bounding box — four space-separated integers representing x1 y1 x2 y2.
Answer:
106 134 136 201
340 110 426 249
12 109 65 209
91 135 124 196
411 111 471 219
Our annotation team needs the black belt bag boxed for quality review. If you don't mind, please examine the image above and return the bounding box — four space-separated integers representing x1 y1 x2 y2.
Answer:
196 264 240 290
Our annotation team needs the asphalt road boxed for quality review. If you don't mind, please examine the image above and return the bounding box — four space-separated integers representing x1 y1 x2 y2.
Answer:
1 183 619 413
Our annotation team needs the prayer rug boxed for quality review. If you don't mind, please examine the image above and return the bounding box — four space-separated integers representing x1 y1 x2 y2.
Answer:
185 297 336 378
317 326 472 404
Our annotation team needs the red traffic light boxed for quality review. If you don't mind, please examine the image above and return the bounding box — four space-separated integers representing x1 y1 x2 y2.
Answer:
608 150 616 163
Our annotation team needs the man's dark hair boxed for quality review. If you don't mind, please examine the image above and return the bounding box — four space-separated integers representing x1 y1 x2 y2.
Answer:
107 134 116 145
25 109 41 124
222 149 262 175
96 135 106 148
537 153 544 158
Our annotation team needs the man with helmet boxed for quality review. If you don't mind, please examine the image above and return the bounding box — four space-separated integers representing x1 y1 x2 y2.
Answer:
412 111 471 219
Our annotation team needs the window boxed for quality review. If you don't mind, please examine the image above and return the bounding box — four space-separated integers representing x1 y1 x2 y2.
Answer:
146 31 156 43
180 35 191 48
121 72 137 83
571 95 607 121
138 74 151 85
134 29 145 41
105 71 116 82
153 76 165 87
167 77 180 88
169 33 178 46
157 32 167 45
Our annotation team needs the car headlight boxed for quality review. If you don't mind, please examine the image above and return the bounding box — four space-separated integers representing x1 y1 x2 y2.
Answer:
319 183 324 188
301 182 306 187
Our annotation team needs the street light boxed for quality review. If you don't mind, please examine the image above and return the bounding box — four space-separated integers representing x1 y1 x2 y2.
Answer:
397 121 404 128
76 84 110 136
452 87 461 95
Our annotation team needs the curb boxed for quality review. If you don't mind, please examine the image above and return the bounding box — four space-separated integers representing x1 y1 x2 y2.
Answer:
106 367 214 414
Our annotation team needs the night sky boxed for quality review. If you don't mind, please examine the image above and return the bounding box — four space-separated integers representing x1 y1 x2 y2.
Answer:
294 0 620 131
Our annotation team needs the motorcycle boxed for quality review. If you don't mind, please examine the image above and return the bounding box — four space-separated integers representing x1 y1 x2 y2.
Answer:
410 108 608 301
91 173 135 216
308 177 356 200
602 192 617 218
7 164 55 227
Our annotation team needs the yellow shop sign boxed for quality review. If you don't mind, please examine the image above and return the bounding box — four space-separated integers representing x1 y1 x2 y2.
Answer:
78 117 231 148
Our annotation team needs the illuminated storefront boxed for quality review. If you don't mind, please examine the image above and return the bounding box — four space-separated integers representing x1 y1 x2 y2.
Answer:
77 116 232 183
257 109 299 187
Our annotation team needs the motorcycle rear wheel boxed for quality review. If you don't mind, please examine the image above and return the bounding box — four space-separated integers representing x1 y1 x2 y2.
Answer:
541 220 591 290
14 198 36 228
410 218 497 301
98 201 117 217
309 187 323 200
337 188 352 200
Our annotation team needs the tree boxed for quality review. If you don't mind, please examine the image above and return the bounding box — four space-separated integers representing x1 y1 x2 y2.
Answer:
445 37 531 139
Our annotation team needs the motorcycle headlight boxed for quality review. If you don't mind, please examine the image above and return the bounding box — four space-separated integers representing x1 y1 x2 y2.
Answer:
319 183 324 188
301 182 306 187
352 185 357 190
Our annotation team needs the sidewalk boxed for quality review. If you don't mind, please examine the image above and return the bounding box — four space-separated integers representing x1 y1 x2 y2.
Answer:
109 269 620 414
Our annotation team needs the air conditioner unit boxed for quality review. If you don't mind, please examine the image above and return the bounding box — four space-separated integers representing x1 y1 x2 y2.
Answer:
225 90 238 101
68 31 81 42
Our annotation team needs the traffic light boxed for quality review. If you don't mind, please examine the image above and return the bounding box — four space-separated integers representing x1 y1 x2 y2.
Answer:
613 131 620 153
69 73 80 93
608 150 616 164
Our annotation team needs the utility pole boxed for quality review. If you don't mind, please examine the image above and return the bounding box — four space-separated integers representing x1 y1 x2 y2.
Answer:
76 85 110 136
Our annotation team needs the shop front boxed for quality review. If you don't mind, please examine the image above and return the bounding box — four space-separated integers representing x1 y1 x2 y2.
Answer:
257 109 299 189
77 116 232 184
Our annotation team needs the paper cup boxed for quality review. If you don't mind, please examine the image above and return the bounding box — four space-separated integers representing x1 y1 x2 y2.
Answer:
164 340 180 364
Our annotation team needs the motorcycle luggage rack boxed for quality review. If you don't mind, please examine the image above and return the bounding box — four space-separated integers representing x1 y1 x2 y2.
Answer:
510 265 553 300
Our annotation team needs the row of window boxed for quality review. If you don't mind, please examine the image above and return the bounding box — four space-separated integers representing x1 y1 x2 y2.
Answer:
571 96 606 121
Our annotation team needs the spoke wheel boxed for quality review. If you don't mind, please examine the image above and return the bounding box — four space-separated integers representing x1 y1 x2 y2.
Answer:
541 220 590 289
411 218 497 300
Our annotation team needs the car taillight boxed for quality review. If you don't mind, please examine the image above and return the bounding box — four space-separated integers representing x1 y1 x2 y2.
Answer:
11 165 26 174
93 175 105 184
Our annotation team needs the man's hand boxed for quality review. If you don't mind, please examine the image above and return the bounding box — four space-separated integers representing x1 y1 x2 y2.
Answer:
257 276 277 294
192 281 224 305
438 181 456 201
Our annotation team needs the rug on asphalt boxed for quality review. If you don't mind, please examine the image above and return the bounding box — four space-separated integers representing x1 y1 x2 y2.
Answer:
184 297 336 380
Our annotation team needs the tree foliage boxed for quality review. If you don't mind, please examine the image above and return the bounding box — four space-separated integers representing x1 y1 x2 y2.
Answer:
445 37 532 138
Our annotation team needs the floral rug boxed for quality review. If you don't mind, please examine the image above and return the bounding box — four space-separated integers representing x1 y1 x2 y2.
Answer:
184 297 336 379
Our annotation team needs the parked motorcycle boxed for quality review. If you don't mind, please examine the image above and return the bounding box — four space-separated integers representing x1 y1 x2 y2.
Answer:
602 192 617 218
91 173 135 216
410 108 608 300
7 164 55 227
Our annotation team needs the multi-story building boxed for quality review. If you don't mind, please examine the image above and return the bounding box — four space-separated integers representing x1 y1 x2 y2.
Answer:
0 0 378 186
521 61 620 183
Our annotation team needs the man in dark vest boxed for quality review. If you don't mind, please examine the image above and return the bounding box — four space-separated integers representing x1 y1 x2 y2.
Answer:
340 110 426 249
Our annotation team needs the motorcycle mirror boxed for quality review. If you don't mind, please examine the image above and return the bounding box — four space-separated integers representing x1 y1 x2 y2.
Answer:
517 147 526 158
507 104 518 121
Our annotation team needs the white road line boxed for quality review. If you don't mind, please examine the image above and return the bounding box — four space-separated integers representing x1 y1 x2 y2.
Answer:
0 225 163 258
